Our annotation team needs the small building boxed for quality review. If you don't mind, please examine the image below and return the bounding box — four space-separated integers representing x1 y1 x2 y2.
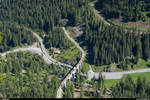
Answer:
54 50 61 54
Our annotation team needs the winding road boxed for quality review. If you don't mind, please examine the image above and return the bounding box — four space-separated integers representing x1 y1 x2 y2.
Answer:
56 27 86 98
57 27 150 97
0 46 71 69
0 26 86 98
62 27 86 57
0 29 72 69
0 10 149 98
30 29 73 68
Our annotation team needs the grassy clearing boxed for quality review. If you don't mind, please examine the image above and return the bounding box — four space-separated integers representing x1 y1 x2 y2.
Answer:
104 79 120 88
55 45 81 65
123 72 150 82
54 27 81 65
104 72 150 88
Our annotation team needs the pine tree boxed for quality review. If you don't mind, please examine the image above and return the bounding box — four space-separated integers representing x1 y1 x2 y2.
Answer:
80 87 84 98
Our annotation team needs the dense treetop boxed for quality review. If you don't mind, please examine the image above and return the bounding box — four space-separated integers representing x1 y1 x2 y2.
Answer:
0 21 37 52
112 76 150 98
0 0 89 50
0 0 150 67
96 0 150 22
0 0 150 98
0 52 68 98
80 6 150 66
0 0 87 31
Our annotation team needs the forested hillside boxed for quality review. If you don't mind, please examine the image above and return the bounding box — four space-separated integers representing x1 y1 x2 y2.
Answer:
81 6 150 66
96 0 150 22
0 0 88 49
0 52 68 98
1 0 150 67
0 0 150 98
43 27 72 49
0 21 37 52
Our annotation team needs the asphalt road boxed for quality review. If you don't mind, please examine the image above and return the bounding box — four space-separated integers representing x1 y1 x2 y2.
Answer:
88 66 150 80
